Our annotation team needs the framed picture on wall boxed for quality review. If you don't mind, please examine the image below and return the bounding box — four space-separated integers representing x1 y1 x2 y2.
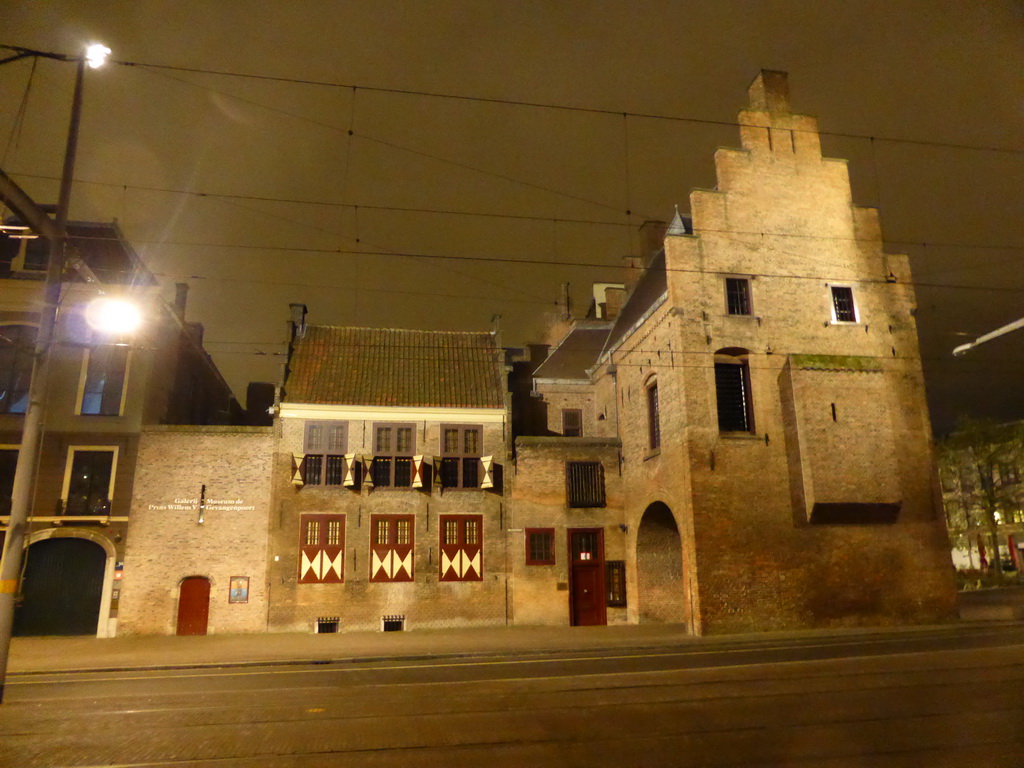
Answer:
228 576 249 604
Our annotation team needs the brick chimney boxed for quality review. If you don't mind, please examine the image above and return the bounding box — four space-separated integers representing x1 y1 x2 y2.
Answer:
174 282 189 320
748 70 791 115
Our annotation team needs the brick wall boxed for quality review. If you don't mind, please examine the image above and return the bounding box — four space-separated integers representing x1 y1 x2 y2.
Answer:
267 416 509 633
510 437 629 625
118 426 273 634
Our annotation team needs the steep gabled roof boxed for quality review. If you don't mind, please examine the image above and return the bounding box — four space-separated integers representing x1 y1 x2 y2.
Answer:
534 322 612 381
284 326 505 408
602 247 668 356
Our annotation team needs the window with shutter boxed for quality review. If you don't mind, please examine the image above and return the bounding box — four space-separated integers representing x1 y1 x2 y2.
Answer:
298 513 345 583
714 349 754 433
373 424 416 488
439 514 483 581
369 514 415 582
302 421 349 486
440 424 483 489
562 409 583 437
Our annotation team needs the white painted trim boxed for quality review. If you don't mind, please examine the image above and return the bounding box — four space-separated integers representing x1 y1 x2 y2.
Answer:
827 283 861 325
60 445 120 503
280 403 505 423
74 345 132 417
25 528 117 638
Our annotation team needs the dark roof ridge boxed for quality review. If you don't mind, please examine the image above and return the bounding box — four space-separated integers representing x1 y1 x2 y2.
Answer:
305 324 494 337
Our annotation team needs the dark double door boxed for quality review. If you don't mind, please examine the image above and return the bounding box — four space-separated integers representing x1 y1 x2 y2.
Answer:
14 538 106 636
569 528 606 626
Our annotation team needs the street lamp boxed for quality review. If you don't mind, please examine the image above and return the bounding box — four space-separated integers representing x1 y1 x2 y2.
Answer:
0 44 110 704
86 297 143 336
952 317 1024 357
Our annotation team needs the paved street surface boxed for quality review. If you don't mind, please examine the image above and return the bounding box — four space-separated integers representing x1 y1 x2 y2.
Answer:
2 622 1024 767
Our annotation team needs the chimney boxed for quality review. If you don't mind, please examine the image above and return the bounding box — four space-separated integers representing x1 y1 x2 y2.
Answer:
748 70 791 115
289 302 308 340
604 286 626 320
174 282 189 320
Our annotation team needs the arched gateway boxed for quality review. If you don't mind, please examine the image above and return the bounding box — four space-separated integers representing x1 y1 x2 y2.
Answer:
636 501 686 623
14 537 107 636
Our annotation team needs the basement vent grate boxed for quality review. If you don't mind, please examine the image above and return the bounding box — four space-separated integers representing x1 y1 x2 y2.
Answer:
316 616 340 633
382 615 405 632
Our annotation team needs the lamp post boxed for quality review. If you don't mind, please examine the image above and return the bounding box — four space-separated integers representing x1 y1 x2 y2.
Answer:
0 43 110 704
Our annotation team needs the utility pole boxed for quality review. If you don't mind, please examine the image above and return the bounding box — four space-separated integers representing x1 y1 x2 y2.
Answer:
0 44 109 704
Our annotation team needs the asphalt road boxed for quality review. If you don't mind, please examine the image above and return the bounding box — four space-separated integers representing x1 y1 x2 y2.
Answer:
3 624 1024 767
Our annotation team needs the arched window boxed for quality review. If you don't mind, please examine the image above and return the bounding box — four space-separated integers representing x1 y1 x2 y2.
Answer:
714 348 753 433
0 324 37 414
646 376 661 450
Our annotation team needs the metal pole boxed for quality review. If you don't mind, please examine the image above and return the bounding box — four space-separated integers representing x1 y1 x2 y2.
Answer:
0 55 85 704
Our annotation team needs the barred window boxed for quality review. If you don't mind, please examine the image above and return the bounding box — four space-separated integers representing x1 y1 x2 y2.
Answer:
830 285 858 323
303 421 348 486
725 277 752 316
396 518 411 545
444 518 459 546
566 462 606 508
375 518 390 545
305 519 320 546
327 519 341 546
440 424 483 489
465 518 479 546
606 560 626 607
373 423 416 488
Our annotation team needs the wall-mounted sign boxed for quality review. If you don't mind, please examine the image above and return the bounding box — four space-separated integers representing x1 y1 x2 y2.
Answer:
228 576 249 604
148 497 255 512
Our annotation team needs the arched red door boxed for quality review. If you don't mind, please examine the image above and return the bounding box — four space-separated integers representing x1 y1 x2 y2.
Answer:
176 577 210 635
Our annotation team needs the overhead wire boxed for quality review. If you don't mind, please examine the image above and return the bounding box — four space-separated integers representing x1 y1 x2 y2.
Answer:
103 55 1023 157
8 170 1022 254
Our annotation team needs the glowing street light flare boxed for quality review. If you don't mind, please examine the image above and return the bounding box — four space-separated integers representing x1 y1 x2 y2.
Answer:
85 297 142 335
85 43 111 69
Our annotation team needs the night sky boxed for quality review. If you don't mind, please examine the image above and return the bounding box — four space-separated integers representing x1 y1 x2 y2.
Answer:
1 1 1021 434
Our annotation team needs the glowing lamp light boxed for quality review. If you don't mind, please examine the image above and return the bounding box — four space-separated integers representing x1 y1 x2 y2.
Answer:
85 297 142 335
85 43 111 69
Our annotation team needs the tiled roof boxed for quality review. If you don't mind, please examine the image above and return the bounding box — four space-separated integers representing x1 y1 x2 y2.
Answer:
534 322 611 381
284 326 505 408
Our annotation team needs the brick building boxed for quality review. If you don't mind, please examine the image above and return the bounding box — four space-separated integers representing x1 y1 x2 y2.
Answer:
520 70 957 633
110 70 957 637
0 221 240 636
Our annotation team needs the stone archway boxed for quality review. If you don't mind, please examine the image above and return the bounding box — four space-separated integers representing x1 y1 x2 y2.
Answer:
636 501 686 623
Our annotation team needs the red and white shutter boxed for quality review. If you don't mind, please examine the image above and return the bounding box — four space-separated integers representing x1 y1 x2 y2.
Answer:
439 514 483 582
299 514 345 584
369 514 414 583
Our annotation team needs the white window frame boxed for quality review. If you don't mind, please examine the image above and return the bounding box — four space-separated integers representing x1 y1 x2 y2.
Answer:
828 284 860 325
60 445 119 509
74 345 132 417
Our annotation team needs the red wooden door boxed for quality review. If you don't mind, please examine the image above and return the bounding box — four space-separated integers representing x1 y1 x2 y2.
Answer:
176 577 210 635
569 529 606 626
